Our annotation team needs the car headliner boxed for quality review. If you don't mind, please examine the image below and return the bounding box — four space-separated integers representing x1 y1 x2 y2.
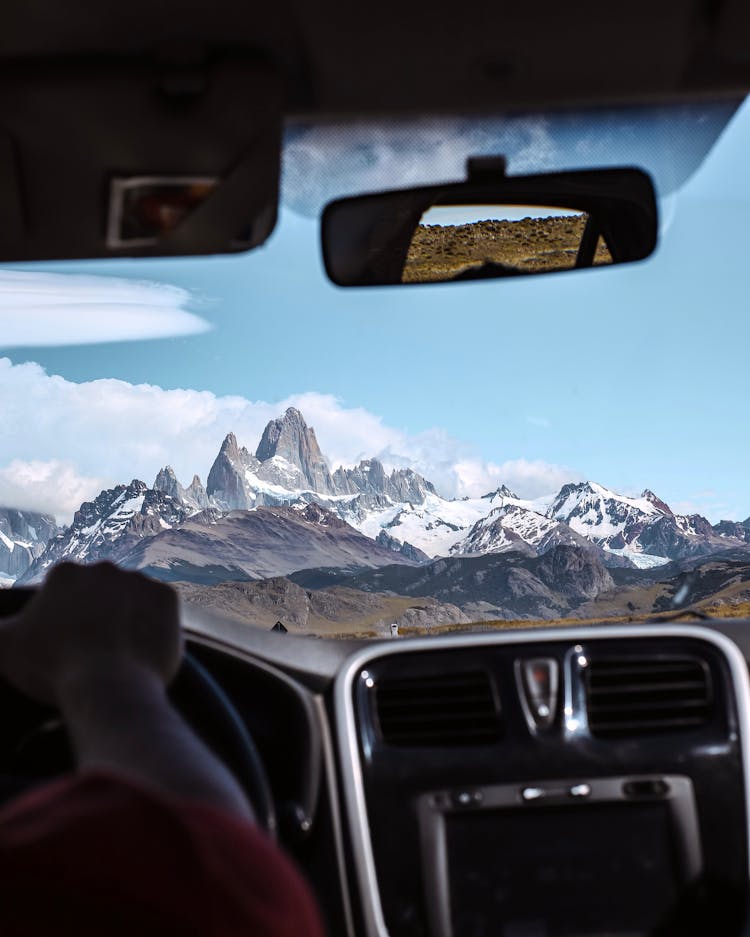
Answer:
0 0 748 115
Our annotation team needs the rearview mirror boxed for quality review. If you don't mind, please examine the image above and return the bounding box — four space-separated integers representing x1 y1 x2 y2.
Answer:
321 159 657 286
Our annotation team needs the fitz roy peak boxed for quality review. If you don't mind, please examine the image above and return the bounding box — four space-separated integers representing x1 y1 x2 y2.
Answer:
256 408 336 494
206 408 435 517
206 409 338 509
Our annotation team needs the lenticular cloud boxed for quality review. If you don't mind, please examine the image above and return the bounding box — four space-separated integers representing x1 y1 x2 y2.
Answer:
0 270 210 349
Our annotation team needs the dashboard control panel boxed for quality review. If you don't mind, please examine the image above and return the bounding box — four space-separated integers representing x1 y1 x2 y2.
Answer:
336 627 750 937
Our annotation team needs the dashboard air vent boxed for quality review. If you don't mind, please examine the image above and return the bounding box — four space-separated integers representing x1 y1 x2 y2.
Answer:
375 671 501 746
585 656 713 737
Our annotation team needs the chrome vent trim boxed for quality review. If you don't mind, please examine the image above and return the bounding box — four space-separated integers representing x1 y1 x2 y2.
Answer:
375 671 501 746
585 655 713 737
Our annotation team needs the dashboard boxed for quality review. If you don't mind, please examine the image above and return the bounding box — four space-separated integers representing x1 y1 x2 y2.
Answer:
0 588 749 937
336 627 749 937
181 608 750 937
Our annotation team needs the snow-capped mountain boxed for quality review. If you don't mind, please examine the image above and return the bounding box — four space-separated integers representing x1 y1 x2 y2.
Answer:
17 407 750 584
201 419 749 568
547 482 671 549
0 508 59 585
452 501 557 555
19 480 190 583
546 481 732 567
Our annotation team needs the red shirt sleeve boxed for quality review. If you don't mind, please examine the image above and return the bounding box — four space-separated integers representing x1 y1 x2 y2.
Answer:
0 772 325 937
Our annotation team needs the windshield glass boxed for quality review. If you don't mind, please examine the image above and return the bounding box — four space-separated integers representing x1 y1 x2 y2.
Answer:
3 98 750 637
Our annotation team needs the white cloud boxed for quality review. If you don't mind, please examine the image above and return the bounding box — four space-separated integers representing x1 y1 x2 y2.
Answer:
0 460 106 520
451 458 583 501
0 270 210 349
0 358 582 523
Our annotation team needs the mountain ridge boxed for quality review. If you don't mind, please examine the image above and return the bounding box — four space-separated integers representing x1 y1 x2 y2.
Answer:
11 408 750 588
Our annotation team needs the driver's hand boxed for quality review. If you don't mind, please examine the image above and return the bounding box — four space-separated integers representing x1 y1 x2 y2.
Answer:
0 562 182 704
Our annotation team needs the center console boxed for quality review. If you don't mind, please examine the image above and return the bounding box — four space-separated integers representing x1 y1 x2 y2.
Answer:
335 625 750 937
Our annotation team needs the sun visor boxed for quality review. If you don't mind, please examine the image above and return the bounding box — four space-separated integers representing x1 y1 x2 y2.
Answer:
0 55 282 260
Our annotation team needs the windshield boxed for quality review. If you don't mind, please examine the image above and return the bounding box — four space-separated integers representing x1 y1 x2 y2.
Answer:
2 98 750 637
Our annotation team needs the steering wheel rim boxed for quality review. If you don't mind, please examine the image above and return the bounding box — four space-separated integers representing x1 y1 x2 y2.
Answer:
168 651 277 837
0 588 275 834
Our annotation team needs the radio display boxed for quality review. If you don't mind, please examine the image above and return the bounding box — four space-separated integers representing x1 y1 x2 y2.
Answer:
444 801 683 937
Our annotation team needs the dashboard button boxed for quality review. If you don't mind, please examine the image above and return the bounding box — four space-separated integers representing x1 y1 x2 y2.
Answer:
519 658 559 729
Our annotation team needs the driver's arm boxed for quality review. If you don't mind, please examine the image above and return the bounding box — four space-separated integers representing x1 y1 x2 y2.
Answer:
0 561 252 819
0 563 324 937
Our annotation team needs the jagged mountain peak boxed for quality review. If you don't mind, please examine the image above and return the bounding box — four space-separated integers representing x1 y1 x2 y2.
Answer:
641 489 673 515
554 479 601 498
18 479 191 584
216 431 255 463
333 457 435 503
255 408 335 494
482 485 519 500
539 478 740 567
356 457 388 476
154 466 210 512
154 465 178 488
219 431 239 454
548 479 661 517
256 408 315 460
206 431 261 509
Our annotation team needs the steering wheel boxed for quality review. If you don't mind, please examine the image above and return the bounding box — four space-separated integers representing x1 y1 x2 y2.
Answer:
0 652 277 836
169 652 277 838
0 587 276 836
170 652 277 836
0 588 277 838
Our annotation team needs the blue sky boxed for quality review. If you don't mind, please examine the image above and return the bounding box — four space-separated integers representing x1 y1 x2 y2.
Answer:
1 99 749 522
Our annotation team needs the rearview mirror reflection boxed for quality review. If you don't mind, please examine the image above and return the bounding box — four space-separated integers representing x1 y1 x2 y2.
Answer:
403 205 613 283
